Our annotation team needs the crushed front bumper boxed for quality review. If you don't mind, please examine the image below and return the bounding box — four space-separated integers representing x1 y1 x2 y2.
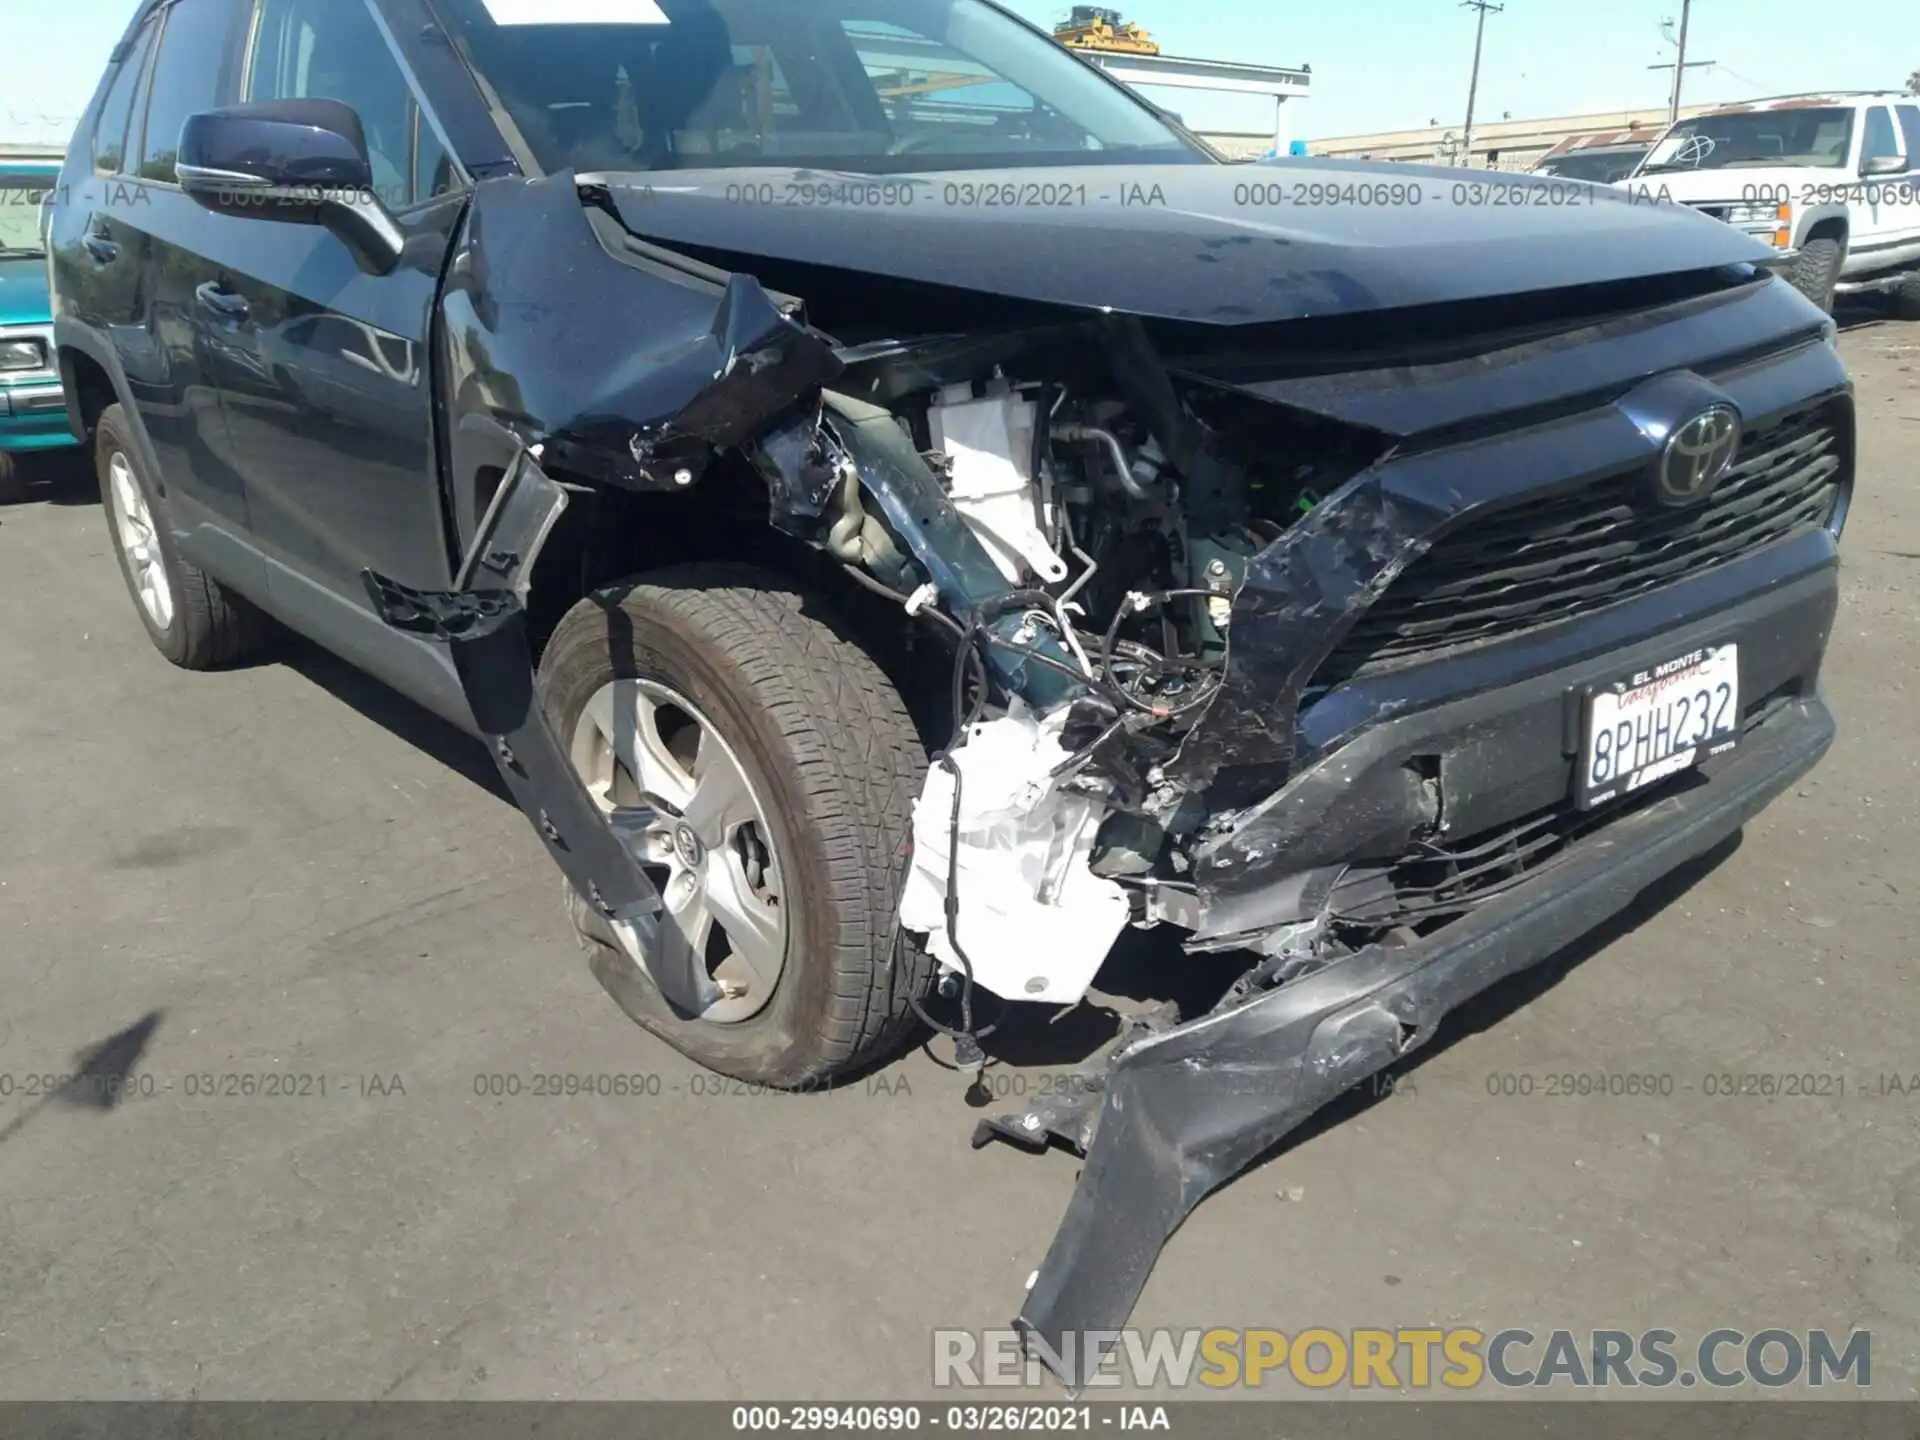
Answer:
992 690 1834 1376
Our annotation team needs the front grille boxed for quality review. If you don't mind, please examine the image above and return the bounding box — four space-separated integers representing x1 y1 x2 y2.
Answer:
1315 404 1843 687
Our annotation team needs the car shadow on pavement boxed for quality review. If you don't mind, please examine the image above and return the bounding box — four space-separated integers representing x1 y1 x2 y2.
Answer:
0 450 96 509
1833 297 1895 333
277 637 510 802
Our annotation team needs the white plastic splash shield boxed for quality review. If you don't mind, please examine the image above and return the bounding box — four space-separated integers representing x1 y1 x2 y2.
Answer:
899 706 1131 1006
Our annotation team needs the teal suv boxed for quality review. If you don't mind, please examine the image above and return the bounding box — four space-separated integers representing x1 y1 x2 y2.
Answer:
0 159 77 500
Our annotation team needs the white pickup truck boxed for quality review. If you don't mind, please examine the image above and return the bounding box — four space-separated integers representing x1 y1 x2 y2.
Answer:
1628 92 1920 315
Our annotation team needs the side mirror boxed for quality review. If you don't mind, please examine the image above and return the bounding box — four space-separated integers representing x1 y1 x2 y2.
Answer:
1860 151 1907 176
178 99 404 275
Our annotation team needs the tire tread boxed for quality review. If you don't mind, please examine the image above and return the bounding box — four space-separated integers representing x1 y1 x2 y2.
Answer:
549 564 931 1083
97 403 273 670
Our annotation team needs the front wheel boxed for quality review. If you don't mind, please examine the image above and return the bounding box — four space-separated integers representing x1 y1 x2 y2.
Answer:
537 565 933 1088
1786 236 1844 313
1893 268 1920 322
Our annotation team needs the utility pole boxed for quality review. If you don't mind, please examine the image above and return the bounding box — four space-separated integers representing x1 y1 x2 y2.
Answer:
1648 0 1715 125
1460 0 1503 168
1666 0 1691 121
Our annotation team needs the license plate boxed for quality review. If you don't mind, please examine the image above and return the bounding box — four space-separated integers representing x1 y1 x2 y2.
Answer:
1578 645 1740 809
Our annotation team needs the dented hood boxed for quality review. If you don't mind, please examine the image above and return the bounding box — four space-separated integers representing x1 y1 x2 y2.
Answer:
590 160 1772 327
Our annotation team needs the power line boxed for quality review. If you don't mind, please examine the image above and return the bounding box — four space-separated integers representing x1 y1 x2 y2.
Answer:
1710 62 1775 93
1655 21 1773 98
1460 0 1503 168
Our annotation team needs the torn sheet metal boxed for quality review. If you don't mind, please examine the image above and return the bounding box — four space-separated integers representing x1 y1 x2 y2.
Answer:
1163 465 1446 810
899 707 1130 1008
437 173 841 542
363 452 720 1018
744 400 841 533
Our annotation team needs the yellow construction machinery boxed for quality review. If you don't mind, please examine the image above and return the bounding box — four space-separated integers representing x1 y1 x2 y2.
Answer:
1053 7 1161 56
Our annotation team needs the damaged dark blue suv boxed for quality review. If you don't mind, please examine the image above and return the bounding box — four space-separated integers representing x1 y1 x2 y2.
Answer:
49 0 1848 1364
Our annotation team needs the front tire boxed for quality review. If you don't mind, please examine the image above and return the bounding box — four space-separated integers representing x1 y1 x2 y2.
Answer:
1893 268 1920 322
1786 236 1844 313
537 564 932 1087
96 403 272 669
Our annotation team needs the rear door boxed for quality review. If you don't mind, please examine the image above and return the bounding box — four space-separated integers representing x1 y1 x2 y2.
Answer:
123 0 254 531
199 0 468 606
56 2 256 535
55 12 161 371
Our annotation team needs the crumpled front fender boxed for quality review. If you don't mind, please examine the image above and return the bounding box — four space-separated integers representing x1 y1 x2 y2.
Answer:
362 450 722 1017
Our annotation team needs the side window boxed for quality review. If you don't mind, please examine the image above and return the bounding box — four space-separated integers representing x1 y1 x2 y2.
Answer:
247 0 454 208
138 0 241 184
1898 107 1920 172
90 21 159 174
1861 106 1902 169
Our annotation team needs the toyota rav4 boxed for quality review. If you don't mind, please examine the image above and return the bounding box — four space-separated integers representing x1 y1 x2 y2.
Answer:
49 0 1851 1364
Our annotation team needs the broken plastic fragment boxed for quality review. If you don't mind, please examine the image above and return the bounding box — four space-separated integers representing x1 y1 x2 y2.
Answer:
928 387 1069 585
899 706 1130 1007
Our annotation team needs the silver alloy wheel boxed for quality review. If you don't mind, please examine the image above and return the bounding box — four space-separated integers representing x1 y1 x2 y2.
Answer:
107 450 174 630
569 679 789 1024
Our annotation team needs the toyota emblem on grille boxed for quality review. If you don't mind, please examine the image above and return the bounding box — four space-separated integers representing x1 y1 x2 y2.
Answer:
1656 405 1742 507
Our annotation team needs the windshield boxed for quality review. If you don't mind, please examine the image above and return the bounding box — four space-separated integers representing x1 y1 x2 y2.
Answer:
1535 148 1645 183
1640 107 1854 173
429 0 1203 174
0 172 54 257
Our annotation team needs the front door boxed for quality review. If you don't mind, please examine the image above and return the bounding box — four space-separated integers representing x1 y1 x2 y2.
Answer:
198 0 466 604
1848 105 1913 275
1881 104 1920 273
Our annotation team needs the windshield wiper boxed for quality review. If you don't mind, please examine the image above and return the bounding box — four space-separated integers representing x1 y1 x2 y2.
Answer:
0 245 47 259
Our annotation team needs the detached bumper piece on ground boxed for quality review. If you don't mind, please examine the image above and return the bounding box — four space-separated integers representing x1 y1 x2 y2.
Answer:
986 693 1833 1375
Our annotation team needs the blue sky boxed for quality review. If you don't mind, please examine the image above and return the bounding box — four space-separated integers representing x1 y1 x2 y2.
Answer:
0 0 1910 147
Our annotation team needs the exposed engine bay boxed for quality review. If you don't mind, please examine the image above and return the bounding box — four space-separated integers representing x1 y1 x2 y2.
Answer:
766 333 1381 1016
